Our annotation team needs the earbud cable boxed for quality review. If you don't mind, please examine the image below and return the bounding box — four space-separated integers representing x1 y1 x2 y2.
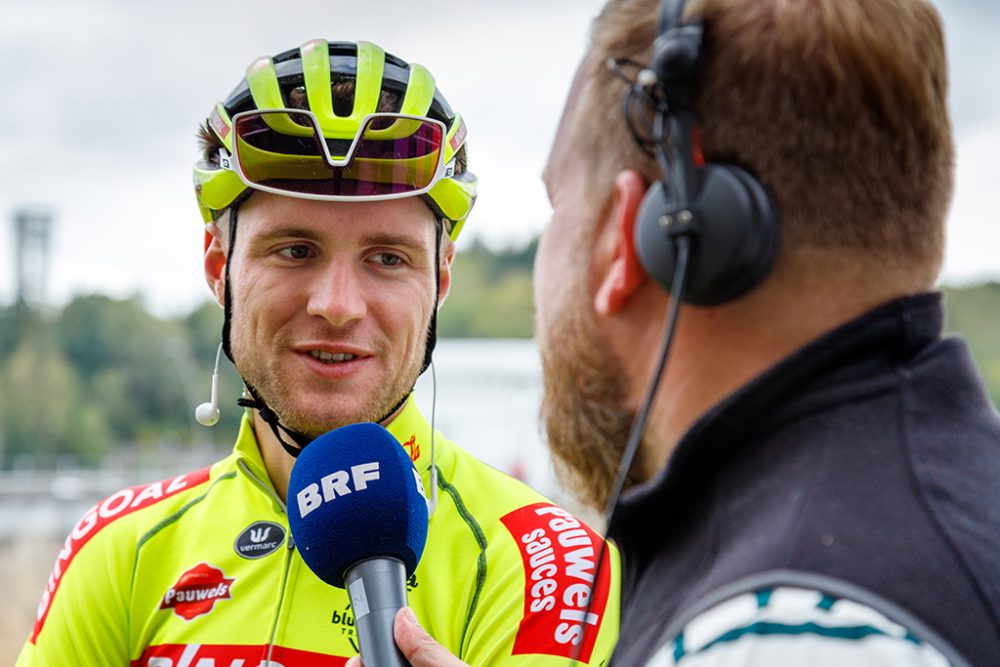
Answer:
428 361 439 516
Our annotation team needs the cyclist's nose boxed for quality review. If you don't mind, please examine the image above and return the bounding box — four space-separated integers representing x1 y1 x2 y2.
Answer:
306 260 367 326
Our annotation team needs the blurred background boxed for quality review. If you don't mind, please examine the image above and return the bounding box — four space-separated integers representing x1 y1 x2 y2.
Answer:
1 0 998 661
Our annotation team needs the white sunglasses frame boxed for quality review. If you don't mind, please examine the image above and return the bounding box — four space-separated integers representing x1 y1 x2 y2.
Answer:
219 108 455 203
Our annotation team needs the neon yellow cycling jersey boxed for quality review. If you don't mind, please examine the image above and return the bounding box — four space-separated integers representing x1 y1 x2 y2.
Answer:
17 398 620 666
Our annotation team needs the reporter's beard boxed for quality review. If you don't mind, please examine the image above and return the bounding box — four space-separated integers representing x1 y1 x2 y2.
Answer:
539 288 647 513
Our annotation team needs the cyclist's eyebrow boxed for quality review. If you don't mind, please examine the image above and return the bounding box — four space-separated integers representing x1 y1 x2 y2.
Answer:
246 225 324 243
361 232 428 253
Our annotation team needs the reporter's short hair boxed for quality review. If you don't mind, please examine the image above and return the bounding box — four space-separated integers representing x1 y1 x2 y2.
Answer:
579 0 954 287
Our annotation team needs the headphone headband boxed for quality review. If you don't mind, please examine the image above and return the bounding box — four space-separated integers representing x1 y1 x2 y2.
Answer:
658 0 686 34
651 0 702 109
632 0 780 306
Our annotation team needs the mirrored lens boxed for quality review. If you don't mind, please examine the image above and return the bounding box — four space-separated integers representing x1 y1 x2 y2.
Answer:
235 111 321 156
233 111 444 197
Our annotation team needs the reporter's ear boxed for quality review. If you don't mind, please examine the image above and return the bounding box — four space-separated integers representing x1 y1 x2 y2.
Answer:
595 169 649 316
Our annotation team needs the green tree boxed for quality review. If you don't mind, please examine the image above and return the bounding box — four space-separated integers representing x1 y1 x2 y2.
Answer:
0 331 111 468
439 237 537 338
56 294 190 446
943 282 1000 406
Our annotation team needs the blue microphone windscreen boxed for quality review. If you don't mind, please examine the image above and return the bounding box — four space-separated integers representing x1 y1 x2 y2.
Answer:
286 422 429 588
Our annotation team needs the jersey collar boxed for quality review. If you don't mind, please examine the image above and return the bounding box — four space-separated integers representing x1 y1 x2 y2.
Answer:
232 393 438 492
385 396 437 476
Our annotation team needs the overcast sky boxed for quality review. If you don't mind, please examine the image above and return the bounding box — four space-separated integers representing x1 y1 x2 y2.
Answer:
0 0 996 316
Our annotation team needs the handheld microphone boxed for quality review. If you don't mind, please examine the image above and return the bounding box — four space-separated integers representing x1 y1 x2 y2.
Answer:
195 343 223 427
287 422 429 667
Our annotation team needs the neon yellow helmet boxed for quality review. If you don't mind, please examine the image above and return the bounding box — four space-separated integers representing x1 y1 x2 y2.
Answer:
193 39 477 240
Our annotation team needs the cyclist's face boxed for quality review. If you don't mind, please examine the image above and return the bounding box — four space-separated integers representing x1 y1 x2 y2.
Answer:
212 192 449 436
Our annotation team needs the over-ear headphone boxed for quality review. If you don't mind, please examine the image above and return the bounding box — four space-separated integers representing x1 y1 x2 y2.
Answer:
633 0 780 306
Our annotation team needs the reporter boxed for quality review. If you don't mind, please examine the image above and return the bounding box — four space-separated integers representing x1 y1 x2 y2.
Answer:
533 0 1000 664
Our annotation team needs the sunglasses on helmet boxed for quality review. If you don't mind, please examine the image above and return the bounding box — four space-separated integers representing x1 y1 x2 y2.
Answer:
219 109 453 201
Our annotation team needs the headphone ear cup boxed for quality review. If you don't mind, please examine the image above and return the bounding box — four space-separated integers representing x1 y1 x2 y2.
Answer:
634 166 780 306
688 165 779 305
635 180 682 291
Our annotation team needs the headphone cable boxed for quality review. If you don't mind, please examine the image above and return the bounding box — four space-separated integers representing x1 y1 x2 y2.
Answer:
569 234 691 664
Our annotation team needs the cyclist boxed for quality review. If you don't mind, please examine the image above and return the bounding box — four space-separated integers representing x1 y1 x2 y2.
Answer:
17 39 619 666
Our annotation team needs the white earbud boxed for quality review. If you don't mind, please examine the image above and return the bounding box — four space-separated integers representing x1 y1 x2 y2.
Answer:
195 343 223 427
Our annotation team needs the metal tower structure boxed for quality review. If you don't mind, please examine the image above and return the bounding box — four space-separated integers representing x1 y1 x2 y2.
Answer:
13 208 53 310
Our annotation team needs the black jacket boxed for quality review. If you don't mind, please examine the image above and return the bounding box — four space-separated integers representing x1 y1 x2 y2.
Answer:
608 294 1000 665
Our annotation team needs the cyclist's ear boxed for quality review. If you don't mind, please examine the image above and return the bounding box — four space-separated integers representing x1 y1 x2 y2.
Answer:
437 239 456 305
204 222 227 308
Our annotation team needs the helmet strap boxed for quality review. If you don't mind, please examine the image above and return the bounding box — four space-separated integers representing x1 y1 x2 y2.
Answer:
237 384 313 458
220 205 239 366
420 218 443 374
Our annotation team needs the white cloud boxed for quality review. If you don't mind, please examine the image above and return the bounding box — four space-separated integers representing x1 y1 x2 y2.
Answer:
0 0 997 315
941 122 1000 285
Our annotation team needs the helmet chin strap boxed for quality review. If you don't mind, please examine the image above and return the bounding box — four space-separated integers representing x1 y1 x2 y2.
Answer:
221 205 444 460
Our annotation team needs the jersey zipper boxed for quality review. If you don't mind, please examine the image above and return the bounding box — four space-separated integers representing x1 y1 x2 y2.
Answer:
236 459 297 664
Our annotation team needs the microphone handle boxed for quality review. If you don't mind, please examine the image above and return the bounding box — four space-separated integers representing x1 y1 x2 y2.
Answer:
345 557 411 667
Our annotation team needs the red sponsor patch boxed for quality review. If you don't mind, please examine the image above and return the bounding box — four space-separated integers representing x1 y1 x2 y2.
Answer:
500 503 612 661
160 563 234 620
449 118 467 155
135 643 347 666
30 467 212 643
209 105 231 141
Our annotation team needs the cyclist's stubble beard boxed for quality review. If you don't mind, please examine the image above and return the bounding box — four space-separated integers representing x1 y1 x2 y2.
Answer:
227 292 427 441
538 256 648 513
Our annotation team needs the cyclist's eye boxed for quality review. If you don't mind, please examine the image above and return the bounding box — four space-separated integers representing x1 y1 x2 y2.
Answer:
279 245 312 260
372 252 404 267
